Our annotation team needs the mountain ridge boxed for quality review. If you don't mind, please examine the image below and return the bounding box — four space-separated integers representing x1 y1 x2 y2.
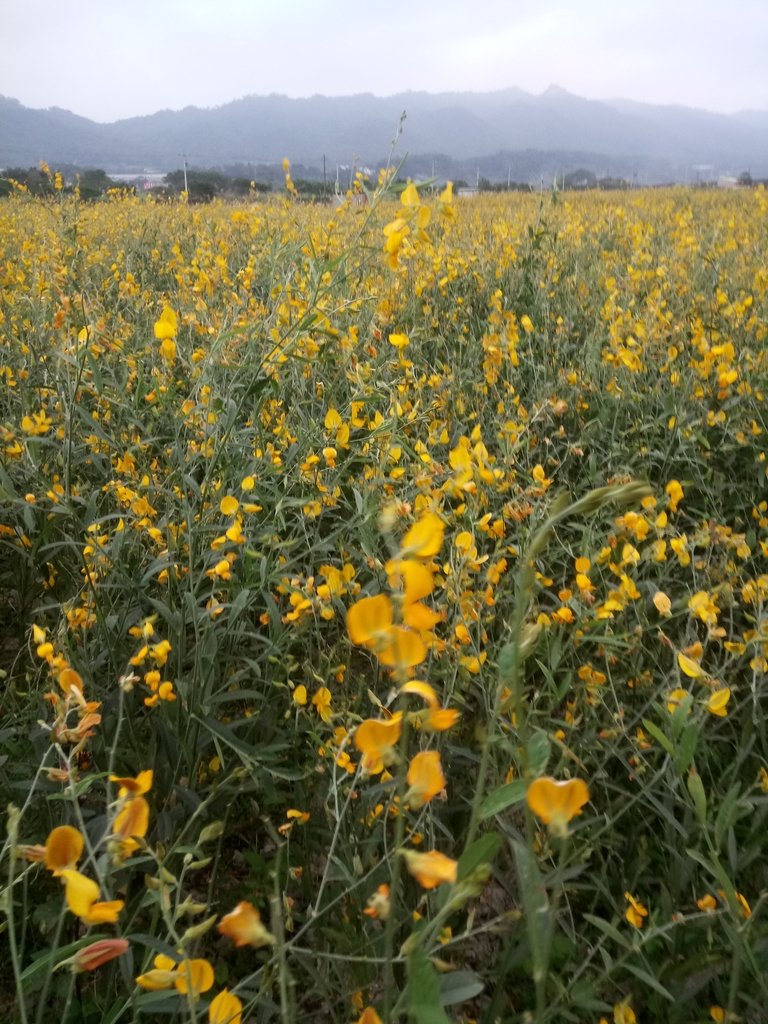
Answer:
2 87 766 182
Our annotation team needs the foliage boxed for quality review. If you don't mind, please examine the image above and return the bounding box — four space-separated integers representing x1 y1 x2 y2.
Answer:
1 175 767 1024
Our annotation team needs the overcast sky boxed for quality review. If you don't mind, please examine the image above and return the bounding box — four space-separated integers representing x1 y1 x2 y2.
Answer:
1 0 766 121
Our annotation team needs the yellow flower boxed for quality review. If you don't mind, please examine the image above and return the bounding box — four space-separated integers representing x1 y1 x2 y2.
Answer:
526 776 590 837
666 688 691 714
697 893 718 912
113 795 149 842
354 714 404 773
652 591 672 616
312 686 333 722
677 652 705 679
220 495 240 516
389 333 410 349
109 770 153 797
136 955 214 997
347 594 427 669
665 479 684 512
209 989 243 1024
400 512 445 559
406 750 446 808
293 684 307 706
60 869 124 925
154 306 178 340
174 958 215 997
438 181 455 218
706 688 731 717
402 848 457 889
136 953 178 990
613 1000 637 1024
624 891 649 928
689 590 719 626
217 901 276 948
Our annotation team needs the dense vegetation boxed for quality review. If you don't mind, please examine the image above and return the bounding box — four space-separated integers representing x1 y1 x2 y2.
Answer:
1 175 767 1024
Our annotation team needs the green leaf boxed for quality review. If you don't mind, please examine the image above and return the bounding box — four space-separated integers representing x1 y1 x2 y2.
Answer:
641 718 675 756
438 969 485 1006
512 839 551 977
624 961 675 1001
458 832 502 881
527 729 551 775
676 722 700 773
406 946 452 1024
582 913 631 950
478 779 527 820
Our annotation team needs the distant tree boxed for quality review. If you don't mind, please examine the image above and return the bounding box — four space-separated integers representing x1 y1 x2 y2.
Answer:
76 168 116 199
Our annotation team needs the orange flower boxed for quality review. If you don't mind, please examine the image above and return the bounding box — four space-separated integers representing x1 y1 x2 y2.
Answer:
402 848 457 889
347 594 427 669
406 750 446 808
44 825 84 876
357 1009 383 1024
526 776 590 837
363 883 391 920
217 900 276 948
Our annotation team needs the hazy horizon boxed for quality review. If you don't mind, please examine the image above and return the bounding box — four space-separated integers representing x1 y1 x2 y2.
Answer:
1 0 766 123
3 82 766 127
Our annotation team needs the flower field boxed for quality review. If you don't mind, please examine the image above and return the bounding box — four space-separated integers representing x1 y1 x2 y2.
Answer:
1 175 767 1024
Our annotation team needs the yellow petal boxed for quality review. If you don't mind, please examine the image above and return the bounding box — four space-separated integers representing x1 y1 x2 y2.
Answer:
400 680 439 708
378 626 427 668
174 957 214 996
354 715 404 771
403 601 441 632
526 777 590 828
653 591 672 616
209 989 243 1024
113 795 150 841
218 901 276 948
706 688 731 717
401 513 445 559
347 594 393 645
61 869 99 917
136 967 177 991
678 652 705 678
402 849 457 889
406 750 445 808
83 899 124 925
220 495 240 516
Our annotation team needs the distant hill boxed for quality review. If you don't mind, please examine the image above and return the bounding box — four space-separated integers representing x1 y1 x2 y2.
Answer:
1 87 766 183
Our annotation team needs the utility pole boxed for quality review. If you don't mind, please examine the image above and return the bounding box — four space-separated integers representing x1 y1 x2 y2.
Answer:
180 153 188 193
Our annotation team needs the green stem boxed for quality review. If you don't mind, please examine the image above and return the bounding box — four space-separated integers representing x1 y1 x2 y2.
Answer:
382 713 411 1023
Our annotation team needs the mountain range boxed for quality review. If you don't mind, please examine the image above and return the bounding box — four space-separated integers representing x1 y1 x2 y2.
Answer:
2 87 766 184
